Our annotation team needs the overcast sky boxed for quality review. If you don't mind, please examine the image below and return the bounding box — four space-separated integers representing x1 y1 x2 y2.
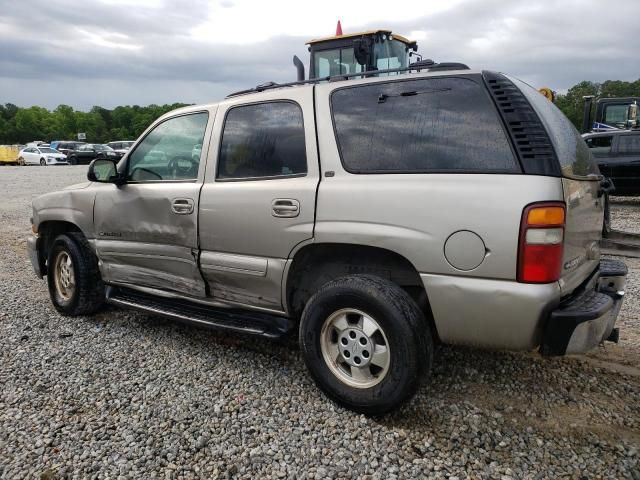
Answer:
0 0 637 110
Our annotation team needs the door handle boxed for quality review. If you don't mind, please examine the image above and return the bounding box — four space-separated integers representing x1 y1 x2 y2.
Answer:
272 199 300 218
171 198 194 215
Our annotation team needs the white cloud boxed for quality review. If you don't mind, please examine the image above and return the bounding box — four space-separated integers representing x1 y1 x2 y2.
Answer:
190 0 465 44
0 0 638 109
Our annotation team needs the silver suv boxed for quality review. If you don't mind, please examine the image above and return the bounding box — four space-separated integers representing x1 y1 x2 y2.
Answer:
28 69 627 414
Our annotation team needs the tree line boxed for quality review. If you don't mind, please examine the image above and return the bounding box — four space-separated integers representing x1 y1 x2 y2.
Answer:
0 103 189 145
1 78 639 145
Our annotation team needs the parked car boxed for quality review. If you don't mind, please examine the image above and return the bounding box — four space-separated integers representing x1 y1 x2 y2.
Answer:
50 141 86 156
106 141 135 151
583 130 640 195
106 141 135 159
19 146 68 166
28 70 627 414
67 143 120 165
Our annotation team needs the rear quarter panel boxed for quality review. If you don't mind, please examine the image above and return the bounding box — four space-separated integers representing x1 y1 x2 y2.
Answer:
314 79 565 280
313 78 566 349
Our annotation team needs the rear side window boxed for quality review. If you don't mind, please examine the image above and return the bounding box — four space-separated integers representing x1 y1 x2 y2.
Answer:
217 102 307 180
618 135 640 155
509 76 599 178
585 136 613 156
331 77 518 173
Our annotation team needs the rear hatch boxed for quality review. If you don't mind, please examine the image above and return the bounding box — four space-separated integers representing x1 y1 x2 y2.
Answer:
511 76 603 295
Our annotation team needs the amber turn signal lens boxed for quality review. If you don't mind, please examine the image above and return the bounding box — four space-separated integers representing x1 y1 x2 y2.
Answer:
527 206 565 226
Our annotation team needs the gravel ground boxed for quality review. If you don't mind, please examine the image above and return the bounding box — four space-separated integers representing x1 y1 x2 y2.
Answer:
0 165 639 479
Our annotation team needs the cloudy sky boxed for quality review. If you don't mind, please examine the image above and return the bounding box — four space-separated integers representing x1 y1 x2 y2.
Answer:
0 0 637 110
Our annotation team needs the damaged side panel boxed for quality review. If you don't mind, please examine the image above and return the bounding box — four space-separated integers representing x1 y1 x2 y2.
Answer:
93 182 206 297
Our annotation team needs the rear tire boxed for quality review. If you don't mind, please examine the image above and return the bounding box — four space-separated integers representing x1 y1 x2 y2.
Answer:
40 158 46 166
299 274 432 415
18 157 25 166
47 233 105 316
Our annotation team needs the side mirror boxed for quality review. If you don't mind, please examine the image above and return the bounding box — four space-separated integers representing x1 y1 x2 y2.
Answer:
628 103 638 128
353 38 372 66
88 158 121 184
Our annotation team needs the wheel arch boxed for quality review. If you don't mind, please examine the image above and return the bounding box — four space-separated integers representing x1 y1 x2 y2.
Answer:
285 242 438 340
37 220 85 275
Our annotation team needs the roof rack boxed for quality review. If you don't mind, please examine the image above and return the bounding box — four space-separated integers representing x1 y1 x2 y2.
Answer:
226 62 470 98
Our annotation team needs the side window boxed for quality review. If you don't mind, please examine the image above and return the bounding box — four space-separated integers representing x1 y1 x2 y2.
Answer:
585 136 613 156
618 135 640 155
217 102 307 180
331 77 518 173
127 112 208 182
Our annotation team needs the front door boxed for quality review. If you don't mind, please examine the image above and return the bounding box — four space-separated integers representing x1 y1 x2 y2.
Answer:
198 89 319 311
94 110 213 296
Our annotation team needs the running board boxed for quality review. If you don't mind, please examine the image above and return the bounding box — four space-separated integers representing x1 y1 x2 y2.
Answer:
601 229 640 258
106 287 293 339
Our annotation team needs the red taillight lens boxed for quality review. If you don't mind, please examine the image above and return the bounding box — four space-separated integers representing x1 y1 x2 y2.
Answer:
517 202 565 283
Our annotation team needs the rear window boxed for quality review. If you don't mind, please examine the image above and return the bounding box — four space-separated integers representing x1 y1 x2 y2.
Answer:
618 135 640 155
509 76 599 178
331 77 518 173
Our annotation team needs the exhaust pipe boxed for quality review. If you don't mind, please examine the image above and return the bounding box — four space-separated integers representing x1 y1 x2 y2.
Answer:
293 55 305 82
582 95 595 133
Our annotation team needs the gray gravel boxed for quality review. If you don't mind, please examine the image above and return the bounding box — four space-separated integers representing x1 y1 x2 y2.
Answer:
0 165 639 479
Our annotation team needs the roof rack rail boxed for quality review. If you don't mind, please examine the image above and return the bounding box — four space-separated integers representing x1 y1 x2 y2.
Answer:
226 62 470 98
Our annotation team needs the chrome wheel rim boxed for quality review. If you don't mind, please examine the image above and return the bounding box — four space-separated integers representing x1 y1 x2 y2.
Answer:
320 308 390 389
54 251 75 301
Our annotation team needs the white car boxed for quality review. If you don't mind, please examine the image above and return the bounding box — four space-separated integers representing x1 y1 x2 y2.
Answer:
19 147 68 166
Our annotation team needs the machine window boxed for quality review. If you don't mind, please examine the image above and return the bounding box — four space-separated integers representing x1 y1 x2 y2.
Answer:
217 102 307 180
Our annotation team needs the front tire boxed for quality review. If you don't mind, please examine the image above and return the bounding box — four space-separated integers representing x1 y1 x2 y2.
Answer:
40 158 46 166
47 233 105 316
299 275 432 415
69 156 78 165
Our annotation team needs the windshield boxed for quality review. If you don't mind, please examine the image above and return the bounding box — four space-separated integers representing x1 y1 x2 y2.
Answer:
604 104 628 126
373 39 408 72
39 147 59 154
314 47 363 77
122 141 134 148
94 144 114 151
314 39 409 78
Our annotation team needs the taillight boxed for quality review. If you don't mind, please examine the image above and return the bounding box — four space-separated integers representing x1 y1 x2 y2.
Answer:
517 202 565 283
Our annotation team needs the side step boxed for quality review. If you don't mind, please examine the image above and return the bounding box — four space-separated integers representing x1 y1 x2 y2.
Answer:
106 287 293 339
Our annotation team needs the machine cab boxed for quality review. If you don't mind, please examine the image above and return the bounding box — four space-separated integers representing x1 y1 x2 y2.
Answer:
306 28 417 79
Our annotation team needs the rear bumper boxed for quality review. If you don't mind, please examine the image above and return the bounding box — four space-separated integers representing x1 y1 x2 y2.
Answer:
541 259 627 356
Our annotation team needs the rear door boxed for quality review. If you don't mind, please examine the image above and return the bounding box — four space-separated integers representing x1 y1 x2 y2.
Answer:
608 134 640 195
585 134 614 177
198 88 319 311
512 77 603 295
23 148 35 164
